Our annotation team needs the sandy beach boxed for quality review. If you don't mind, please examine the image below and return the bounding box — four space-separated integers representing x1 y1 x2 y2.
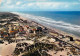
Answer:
0 43 16 56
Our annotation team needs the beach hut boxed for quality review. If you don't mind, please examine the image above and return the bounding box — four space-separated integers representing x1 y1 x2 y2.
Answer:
10 30 15 34
43 27 48 34
25 25 29 29
23 20 27 23
3 32 9 38
0 39 4 43
75 39 80 45
29 30 34 33
66 36 74 41
69 36 74 41
32 28 37 34
19 26 24 32
32 28 36 31
37 27 42 32
0 30 4 38
62 35 65 38
35 27 43 37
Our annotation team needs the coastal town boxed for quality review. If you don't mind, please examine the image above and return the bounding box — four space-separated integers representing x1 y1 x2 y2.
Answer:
0 12 80 56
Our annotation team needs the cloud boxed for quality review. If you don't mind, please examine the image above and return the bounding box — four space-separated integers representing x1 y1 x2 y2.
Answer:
27 3 33 6
64 5 69 8
25 2 70 9
26 2 80 9
0 0 80 11
16 1 22 5
6 0 12 4
7 5 14 8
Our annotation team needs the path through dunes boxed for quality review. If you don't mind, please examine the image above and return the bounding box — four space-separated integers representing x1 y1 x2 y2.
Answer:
0 43 16 56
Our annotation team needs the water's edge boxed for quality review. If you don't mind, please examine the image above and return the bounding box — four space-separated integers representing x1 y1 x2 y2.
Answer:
12 12 80 37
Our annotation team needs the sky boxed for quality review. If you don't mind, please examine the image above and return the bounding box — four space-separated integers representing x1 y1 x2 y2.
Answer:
0 0 80 11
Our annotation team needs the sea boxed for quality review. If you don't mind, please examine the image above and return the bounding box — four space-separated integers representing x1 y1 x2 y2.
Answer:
13 11 80 37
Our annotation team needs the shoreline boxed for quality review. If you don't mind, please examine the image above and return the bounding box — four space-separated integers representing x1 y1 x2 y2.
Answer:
12 12 80 38
18 14 80 40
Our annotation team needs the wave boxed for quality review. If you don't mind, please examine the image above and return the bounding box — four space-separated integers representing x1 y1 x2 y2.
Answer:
12 12 80 37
